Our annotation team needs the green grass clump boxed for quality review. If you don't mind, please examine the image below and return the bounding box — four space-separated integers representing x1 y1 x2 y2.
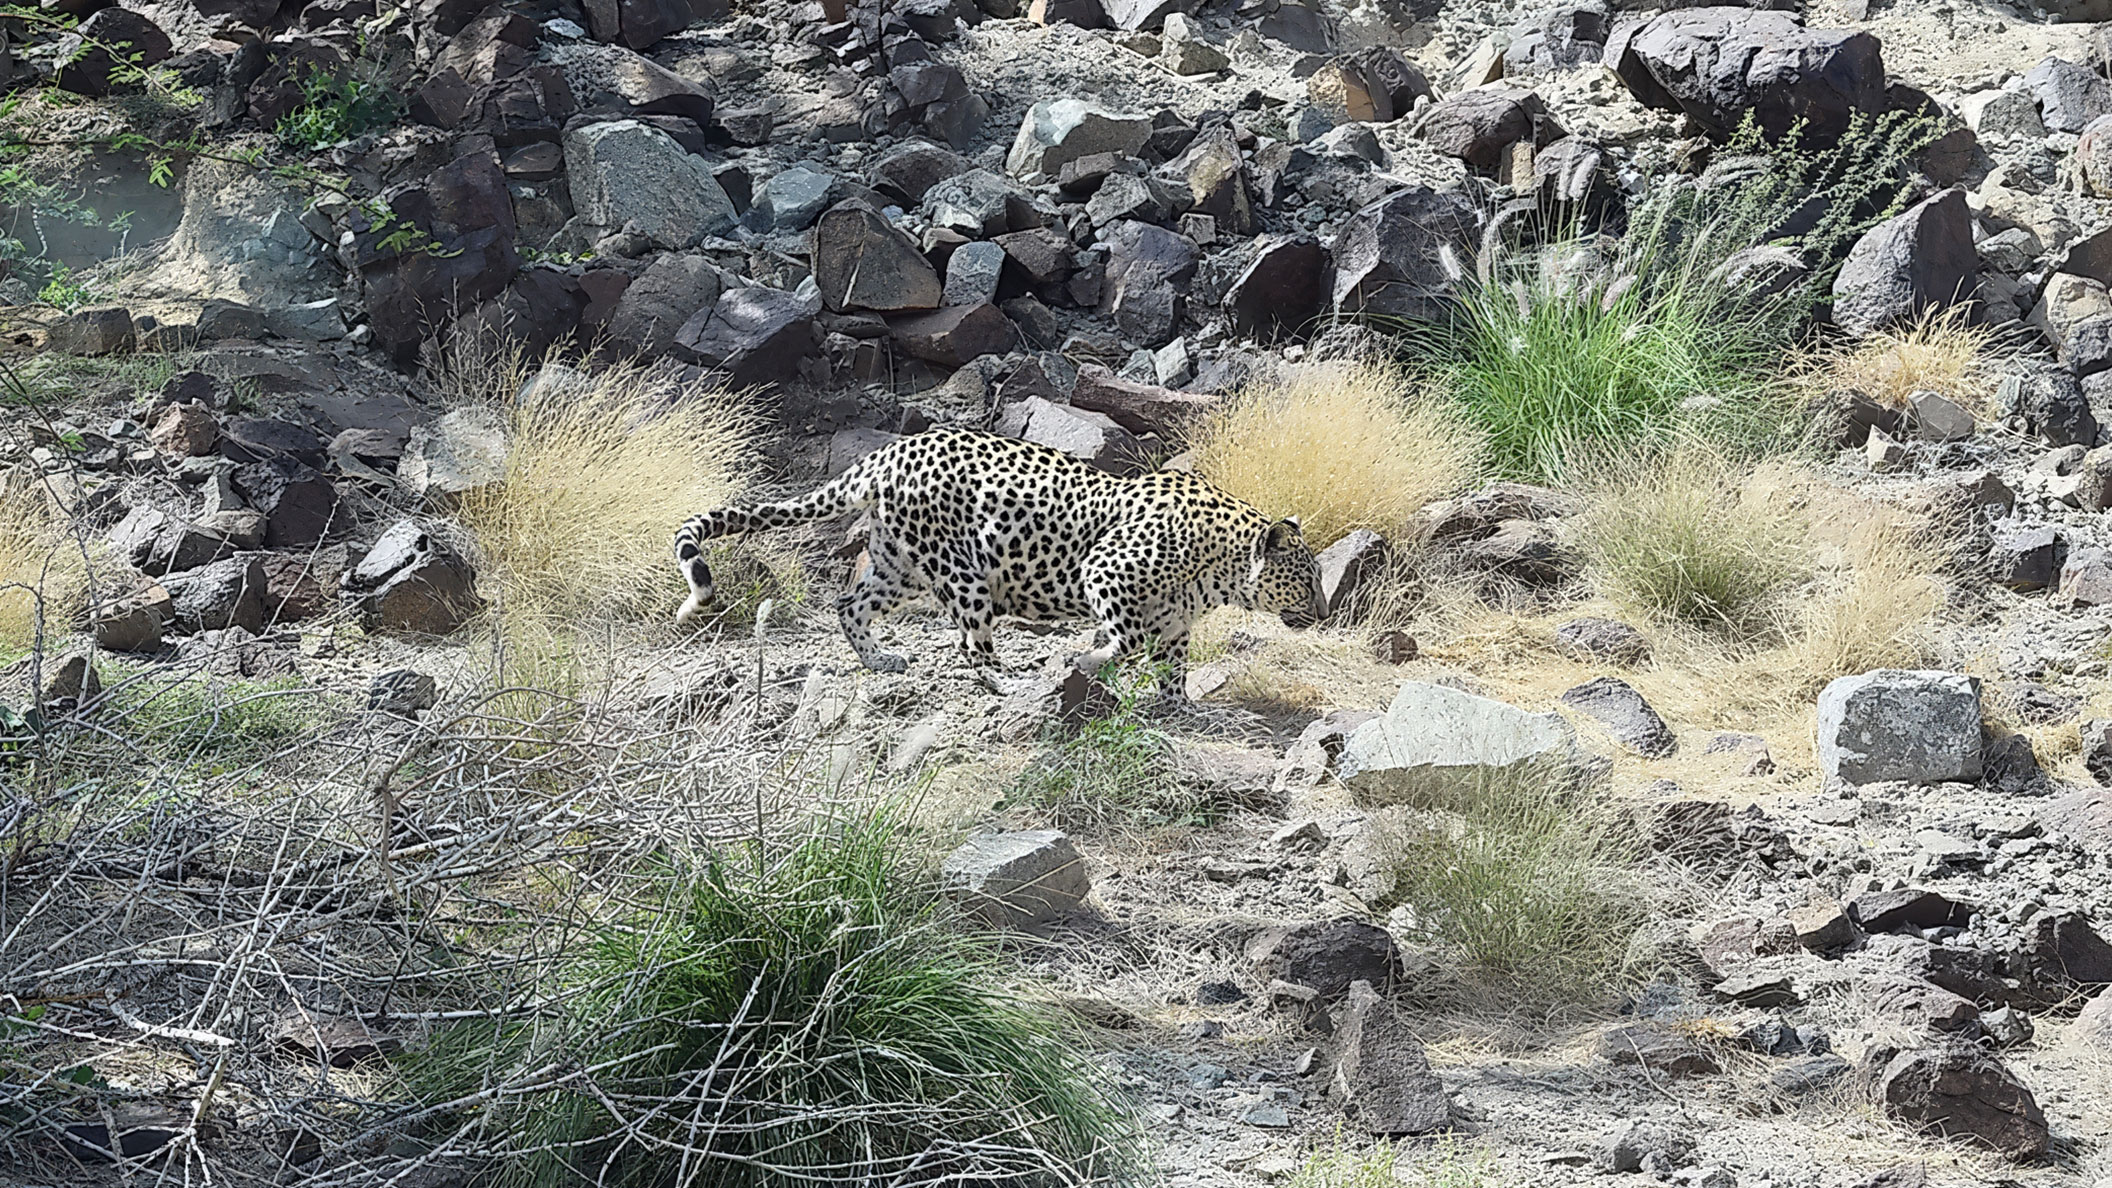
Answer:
410 810 1139 1188
1004 662 1207 831
1577 451 1813 640
1371 767 1646 999
1412 111 1940 483
100 672 325 769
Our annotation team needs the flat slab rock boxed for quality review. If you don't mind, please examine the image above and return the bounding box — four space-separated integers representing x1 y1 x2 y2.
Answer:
940 830 1089 927
1338 681 1579 806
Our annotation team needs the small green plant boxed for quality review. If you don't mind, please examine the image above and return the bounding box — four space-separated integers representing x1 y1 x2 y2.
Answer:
1369 765 1646 999
1409 110 1939 483
276 67 404 152
1291 1133 1497 1188
36 265 93 311
408 809 1139 1188
1578 450 1813 640
1004 659 1201 830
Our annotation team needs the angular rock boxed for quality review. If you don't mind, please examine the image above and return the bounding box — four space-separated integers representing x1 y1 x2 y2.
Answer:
887 303 1018 367
1339 681 1580 806
869 140 972 205
48 306 135 355
1416 87 1562 173
2022 56 2110 134
1615 8 1885 143
1848 888 1973 933
161 555 267 635
676 286 821 388
398 408 507 508
1069 364 1216 440
563 120 735 249
92 586 168 654
1601 1120 1697 1174
943 240 1007 307
1006 99 1153 178
1103 0 1193 31
2061 548 2112 607
150 402 218 456
1330 980 1451 1135
1098 219 1198 346
813 200 942 314
1332 187 1480 322
754 165 835 231
1248 918 1401 1000
605 252 723 358
342 520 483 636
1875 1044 2049 1159
1814 670 1983 786
1988 522 2060 592
1164 125 1255 236
1600 1022 1722 1077
941 830 1090 927
1225 235 1327 342
1831 189 1977 337
2004 366 2098 449
231 460 338 549
2020 910 2112 986
993 396 1148 474
1560 677 1675 758
1316 530 1387 621
54 8 172 97
358 149 519 363
925 168 1019 238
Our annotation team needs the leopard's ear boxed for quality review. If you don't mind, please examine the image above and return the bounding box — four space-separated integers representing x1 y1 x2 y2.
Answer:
1265 518 1303 551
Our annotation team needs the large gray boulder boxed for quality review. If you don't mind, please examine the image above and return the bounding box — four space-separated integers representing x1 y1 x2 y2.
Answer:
1339 682 1580 805
604 253 723 358
1831 189 1977 337
1331 187 1480 323
1613 7 1885 143
941 830 1090 927
563 120 737 249
1814 670 1983 786
1005 99 1153 178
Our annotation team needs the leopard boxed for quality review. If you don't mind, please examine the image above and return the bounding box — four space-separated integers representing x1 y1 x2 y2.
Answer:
671 428 1325 688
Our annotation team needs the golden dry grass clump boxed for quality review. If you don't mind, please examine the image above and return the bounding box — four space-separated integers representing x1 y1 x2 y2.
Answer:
0 480 88 656
1189 360 1480 550
1794 308 2006 412
451 355 758 624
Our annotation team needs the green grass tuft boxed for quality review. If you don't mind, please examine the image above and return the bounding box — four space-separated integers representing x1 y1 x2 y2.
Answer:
1370 766 1647 999
276 67 404 151
1577 451 1813 640
408 808 1141 1188
1003 661 1210 832
1409 110 1940 483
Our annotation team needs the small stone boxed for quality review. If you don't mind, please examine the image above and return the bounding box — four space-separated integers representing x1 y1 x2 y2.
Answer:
1814 670 1982 786
1329 979 1451 1135
368 669 438 716
1553 617 1650 665
1560 676 1675 758
1600 1119 1697 1174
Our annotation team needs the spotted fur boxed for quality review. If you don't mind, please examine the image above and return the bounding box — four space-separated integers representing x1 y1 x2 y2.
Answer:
672 428 1324 684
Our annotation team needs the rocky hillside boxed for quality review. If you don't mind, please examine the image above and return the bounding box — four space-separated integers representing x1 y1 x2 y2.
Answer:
5 0 2112 1184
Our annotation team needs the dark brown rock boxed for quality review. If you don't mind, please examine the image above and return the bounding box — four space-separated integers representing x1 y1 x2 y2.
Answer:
1069 364 1217 440
887 303 1019 368
813 200 943 314
676 286 822 388
1875 1043 2049 1158
1329 980 1451 1135
1248 918 1401 1001
1225 234 1327 342
1615 7 1885 143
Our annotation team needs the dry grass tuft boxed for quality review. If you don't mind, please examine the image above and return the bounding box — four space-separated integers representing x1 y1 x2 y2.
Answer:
1576 449 1814 642
0 480 87 657
1777 518 1947 694
452 354 758 624
1190 359 1481 549
1793 307 2007 412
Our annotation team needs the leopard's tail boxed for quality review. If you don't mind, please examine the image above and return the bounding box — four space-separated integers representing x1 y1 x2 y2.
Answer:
671 465 881 624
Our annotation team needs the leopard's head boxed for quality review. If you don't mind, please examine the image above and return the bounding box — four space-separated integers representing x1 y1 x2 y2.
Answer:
1249 517 1325 627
